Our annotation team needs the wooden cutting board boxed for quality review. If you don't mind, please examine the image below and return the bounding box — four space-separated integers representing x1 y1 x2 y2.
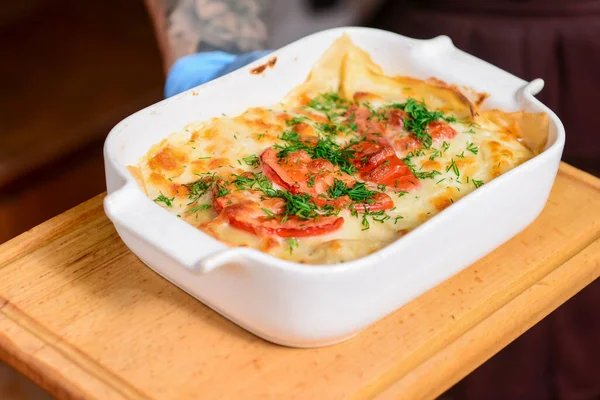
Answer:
0 162 599 400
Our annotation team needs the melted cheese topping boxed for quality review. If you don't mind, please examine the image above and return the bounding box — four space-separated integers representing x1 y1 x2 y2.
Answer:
131 35 549 265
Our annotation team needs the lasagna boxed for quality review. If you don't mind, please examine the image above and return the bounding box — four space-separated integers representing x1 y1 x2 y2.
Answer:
129 35 549 265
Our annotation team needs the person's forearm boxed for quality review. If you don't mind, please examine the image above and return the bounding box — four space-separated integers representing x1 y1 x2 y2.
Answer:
145 0 271 71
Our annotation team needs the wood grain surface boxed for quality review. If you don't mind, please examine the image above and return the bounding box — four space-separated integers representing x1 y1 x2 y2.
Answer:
0 163 599 400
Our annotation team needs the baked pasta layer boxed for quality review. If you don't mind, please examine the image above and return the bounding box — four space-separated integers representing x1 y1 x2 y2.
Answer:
130 35 549 265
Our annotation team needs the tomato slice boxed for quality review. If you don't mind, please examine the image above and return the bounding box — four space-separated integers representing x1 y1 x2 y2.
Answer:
428 120 457 141
350 138 395 172
261 147 355 196
212 181 344 238
261 147 311 191
386 108 406 130
381 109 420 154
310 194 352 209
227 207 344 238
382 108 458 152
221 197 344 238
361 156 419 191
347 138 419 192
261 143 399 213
212 183 284 215
345 105 385 135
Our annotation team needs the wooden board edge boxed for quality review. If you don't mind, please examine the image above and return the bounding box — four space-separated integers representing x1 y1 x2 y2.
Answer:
0 163 597 400
372 237 600 400
351 219 600 400
0 194 106 268
0 301 147 400
558 162 600 191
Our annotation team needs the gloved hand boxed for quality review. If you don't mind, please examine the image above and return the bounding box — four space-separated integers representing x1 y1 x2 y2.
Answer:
164 50 272 98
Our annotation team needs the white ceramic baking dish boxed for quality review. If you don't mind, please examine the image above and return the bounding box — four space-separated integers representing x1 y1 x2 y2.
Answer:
103 27 565 348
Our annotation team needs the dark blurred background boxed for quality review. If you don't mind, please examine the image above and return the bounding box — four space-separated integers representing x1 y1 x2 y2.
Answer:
0 0 163 244
0 0 598 399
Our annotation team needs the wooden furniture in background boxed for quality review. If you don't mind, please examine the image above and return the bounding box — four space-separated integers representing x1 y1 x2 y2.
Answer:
0 163 598 400
0 0 163 243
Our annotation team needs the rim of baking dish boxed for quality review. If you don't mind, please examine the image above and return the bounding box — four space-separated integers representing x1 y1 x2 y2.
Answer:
103 27 565 275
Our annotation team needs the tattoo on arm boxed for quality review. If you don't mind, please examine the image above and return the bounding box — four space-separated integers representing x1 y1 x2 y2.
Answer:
159 0 270 63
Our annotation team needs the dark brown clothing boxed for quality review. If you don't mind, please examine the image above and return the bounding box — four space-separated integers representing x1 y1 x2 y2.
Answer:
370 1 600 399
372 0 600 176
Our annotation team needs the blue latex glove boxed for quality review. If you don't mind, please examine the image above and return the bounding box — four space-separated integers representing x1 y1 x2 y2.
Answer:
164 50 272 98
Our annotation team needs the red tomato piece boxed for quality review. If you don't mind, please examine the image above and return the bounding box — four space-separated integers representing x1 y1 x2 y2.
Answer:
386 135 421 154
428 120 457 141
349 138 395 173
386 108 406 130
383 108 421 154
345 105 385 135
262 215 344 238
361 156 419 191
310 194 351 209
383 108 457 151
212 182 285 215
261 147 311 191
347 137 420 192
212 181 344 238
261 144 400 213
261 147 355 197
222 201 344 238
351 192 395 212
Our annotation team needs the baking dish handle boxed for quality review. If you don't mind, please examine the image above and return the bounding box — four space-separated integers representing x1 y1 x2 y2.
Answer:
104 184 258 275
517 78 545 102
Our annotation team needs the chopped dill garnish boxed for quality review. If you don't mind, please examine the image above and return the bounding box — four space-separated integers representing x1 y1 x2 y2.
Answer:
445 115 457 123
184 177 215 204
466 142 479 155
231 172 276 195
185 203 211 214
415 170 442 180
316 122 337 136
154 192 174 207
446 158 460 177
327 179 378 202
214 182 230 197
286 116 308 126
311 136 357 174
276 191 320 221
390 98 453 148
307 92 350 114
275 130 357 175
242 154 260 167
360 210 391 230
472 179 484 188
403 150 442 180
261 208 276 218
287 238 299 255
